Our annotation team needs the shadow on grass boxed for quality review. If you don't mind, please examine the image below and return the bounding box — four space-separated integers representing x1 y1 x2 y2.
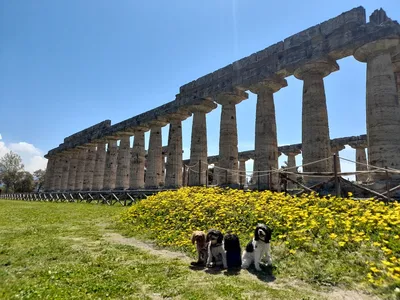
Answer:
246 264 276 283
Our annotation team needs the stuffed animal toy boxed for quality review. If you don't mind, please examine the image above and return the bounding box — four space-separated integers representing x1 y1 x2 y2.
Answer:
241 223 273 271
206 229 227 269
223 233 242 269
190 231 207 266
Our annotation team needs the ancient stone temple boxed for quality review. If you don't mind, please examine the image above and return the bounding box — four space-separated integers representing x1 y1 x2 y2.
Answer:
44 7 400 191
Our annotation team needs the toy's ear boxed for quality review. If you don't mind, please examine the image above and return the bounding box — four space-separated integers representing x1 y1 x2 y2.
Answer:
206 232 210 243
191 233 196 244
265 227 273 242
254 227 260 241
218 232 223 244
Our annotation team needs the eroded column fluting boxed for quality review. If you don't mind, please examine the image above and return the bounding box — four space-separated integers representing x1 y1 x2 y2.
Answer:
74 147 87 191
146 119 167 188
52 154 64 191
103 138 118 190
216 90 248 187
393 52 400 103
165 111 190 188
82 144 97 190
92 141 107 190
294 60 338 184
354 39 400 180
249 76 287 190
115 134 132 190
349 141 369 182
66 150 79 191
60 152 71 191
187 99 216 186
44 156 56 191
129 129 146 189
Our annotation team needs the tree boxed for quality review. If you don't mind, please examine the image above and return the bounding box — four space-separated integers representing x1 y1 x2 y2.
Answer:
14 171 34 193
0 152 24 193
33 169 46 192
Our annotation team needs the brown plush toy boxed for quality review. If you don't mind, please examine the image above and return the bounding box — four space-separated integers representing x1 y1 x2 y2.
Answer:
191 231 208 266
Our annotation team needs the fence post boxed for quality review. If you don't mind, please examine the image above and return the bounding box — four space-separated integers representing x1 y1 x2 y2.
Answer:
333 154 340 197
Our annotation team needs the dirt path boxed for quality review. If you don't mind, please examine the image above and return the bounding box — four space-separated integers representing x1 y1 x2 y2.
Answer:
102 231 380 300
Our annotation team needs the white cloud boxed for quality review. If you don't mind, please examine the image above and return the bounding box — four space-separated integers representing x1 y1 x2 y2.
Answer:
0 140 47 173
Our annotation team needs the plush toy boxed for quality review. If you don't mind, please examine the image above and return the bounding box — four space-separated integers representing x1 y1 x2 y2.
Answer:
206 229 227 269
190 231 207 266
223 233 242 269
242 224 273 271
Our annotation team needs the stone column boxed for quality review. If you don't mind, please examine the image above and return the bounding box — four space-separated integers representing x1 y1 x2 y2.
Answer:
212 163 219 186
349 141 369 182
354 39 400 180
331 144 345 173
92 141 107 190
215 90 248 187
249 76 287 190
103 138 118 190
74 147 87 191
294 60 338 184
146 119 168 189
130 129 147 189
115 134 132 190
187 99 217 186
165 110 191 188
44 156 56 191
52 154 64 191
238 159 247 187
60 152 71 192
282 149 301 189
66 149 79 191
82 144 96 191
392 51 400 107
161 154 166 187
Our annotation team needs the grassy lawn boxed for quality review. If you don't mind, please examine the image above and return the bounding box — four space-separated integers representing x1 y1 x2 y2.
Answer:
0 200 379 300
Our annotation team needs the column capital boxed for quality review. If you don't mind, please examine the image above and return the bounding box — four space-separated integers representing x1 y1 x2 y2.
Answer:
166 108 192 122
294 59 339 80
116 132 133 138
186 98 217 113
148 117 169 128
331 144 345 153
215 89 248 106
249 75 288 94
354 38 400 62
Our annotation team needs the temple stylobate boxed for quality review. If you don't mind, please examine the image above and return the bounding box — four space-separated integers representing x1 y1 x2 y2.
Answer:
44 7 400 192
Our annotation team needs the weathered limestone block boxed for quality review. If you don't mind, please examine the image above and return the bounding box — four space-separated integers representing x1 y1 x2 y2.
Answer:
282 149 301 189
82 145 97 190
60 152 71 191
187 99 217 186
165 110 191 188
215 89 248 187
74 147 87 191
249 76 287 191
294 59 338 184
66 149 79 191
146 119 168 189
115 134 132 190
92 142 107 190
103 138 118 190
354 38 400 180
238 159 247 186
129 129 147 189
349 141 369 182
44 156 56 191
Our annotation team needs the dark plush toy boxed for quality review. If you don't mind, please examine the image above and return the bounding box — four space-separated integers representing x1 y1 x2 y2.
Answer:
206 229 227 268
223 233 242 269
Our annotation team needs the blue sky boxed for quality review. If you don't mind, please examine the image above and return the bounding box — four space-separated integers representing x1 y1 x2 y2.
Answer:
1 0 399 176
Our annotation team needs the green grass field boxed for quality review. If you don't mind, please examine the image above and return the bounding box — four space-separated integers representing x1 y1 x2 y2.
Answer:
0 200 383 299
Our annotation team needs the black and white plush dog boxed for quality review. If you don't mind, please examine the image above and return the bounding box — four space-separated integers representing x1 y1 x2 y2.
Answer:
241 224 273 271
223 233 242 269
206 229 227 269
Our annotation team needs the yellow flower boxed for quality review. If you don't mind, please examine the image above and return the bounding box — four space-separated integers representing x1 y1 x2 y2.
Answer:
338 241 346 247
329 233 338 239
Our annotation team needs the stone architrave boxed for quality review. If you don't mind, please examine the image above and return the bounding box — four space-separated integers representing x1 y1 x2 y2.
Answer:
92 141 107 190
187 99 217 186
354 38 400 180
215 90 248 187
44 156 56 191
146 119 168 189
349 141 369 182
82 144 97 191
165 110 191 188
66 150 79 191
74 147 87 191
129 129 147 189
282 149 301 189
249 76 287 191
115 134 132 190
60 152 71 191
331 144 345 173
103 138 118 190
238 159 247 187
294 59 338 184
